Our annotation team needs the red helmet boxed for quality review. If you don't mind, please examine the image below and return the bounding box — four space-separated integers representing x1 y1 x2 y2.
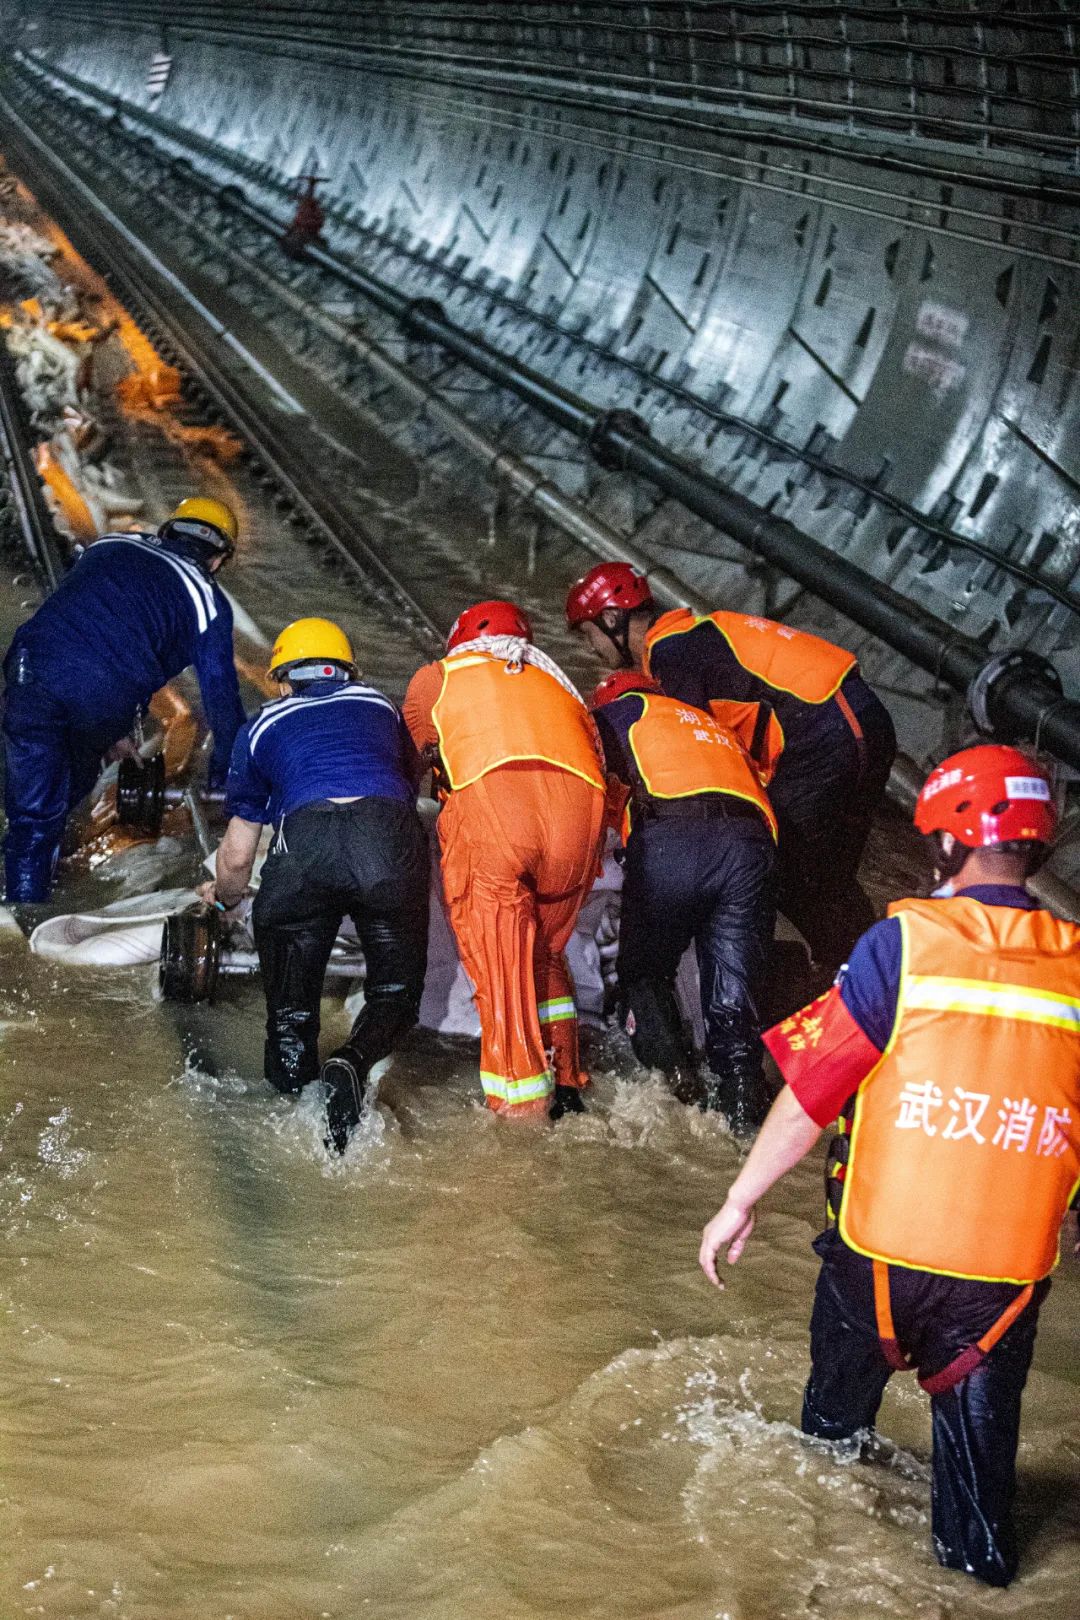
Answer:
589 669 661 710
915 745 1057 848
565 562 653 628
446 599 533 651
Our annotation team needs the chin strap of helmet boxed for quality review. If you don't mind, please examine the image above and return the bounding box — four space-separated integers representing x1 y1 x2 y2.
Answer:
930 831 969 883
597 609 635 668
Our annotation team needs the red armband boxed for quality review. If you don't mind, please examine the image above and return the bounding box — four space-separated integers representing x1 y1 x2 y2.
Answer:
763 986 883 1128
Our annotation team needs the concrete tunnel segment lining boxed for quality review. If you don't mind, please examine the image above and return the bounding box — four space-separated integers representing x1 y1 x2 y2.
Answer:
9 2 1080 770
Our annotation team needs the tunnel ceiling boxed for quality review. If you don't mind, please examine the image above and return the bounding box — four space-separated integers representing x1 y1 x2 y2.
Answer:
7 3 1080 743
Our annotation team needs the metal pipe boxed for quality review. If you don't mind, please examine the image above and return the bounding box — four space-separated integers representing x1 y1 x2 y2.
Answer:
304 231 1080 771
13 71 1080 769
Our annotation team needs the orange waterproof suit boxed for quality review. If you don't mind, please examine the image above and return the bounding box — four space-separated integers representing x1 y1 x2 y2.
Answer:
405 647 606 1115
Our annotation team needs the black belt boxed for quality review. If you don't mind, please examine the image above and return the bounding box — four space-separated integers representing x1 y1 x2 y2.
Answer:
636 796 763 823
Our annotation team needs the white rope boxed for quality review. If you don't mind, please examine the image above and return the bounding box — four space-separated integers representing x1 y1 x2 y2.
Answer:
450 635 586 706
450 635 604 759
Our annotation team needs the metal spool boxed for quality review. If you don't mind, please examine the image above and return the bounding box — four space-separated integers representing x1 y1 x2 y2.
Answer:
158 904 223 1003
116 753 166 834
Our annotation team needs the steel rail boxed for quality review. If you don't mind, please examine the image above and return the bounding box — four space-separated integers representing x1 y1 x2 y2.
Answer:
0 96 445 654
0 334 67 589
13 57 1080 618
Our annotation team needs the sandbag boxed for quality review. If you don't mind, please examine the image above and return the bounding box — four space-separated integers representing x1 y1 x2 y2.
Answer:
30 888 196 966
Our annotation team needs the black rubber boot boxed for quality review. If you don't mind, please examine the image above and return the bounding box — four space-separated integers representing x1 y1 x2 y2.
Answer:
702 1062 771 1137
549 1084 586 1122
321 1047 368 1154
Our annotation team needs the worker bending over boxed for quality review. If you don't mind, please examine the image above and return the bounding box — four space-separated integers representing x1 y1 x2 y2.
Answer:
200 618 428 1152
566 563 896 979
3 498 245 903
700 745 1080 1587
590 670 777 1130
404 600 605 1120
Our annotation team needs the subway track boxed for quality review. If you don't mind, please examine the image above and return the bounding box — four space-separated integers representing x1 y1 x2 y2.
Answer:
0 65 691 690
0 333 66 591
9 53 1080 799
0 110 450 660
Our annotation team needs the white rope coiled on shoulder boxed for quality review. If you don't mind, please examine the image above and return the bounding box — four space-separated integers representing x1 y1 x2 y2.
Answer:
449 634 588 704
449 634 603 754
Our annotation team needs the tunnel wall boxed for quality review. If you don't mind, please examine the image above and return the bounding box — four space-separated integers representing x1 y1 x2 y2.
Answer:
15 4 1080 695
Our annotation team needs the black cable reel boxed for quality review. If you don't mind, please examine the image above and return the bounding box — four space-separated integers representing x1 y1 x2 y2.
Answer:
159 903 223 1003
117 752 166 833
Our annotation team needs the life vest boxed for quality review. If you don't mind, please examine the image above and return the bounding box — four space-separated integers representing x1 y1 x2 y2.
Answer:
839 896 1080 1284
626 694 777 839
432 650 605 792
645 609 857 705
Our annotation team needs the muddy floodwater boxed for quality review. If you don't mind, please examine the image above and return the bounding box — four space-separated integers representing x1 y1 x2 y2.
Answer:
0 184 1077 1620
1 849 1078 1620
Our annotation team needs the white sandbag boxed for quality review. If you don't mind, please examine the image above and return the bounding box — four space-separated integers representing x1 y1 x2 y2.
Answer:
30 888 195 965
416 842 481 1036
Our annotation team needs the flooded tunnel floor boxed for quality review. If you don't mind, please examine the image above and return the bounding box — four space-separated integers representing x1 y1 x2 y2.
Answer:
0 185 1077 1620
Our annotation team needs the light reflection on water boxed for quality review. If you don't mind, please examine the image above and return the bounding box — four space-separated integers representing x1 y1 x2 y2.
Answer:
1 925 1077 1620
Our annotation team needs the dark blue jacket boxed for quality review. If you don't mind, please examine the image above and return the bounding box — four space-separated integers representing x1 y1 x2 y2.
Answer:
647 614 878 774
225 678 419 825
839 885 1041 1051
4 531 244 783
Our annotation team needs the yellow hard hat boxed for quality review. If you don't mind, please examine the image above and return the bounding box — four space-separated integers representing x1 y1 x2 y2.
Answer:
268 617 356 679
170 497 239 545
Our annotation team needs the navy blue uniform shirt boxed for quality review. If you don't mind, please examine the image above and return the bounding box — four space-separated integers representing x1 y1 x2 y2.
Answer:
225 679 419 825
839 885 1042 1052
5 531 244 783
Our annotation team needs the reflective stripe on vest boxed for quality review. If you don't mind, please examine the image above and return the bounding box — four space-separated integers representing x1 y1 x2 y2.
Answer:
645 609 857 705
627 693 777 840
433 653 605 792
839 897 1080 1284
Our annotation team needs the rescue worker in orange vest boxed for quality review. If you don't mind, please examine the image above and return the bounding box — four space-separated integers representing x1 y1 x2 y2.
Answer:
698 745 1080 1587
566 563 896 980
590 669 777 1130
403 600 606 1120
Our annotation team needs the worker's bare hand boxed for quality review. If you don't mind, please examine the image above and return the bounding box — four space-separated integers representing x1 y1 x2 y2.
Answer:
699 1198 755 1288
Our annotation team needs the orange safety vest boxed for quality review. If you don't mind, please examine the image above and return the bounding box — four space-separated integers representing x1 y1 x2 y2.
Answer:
626 694 777 840
840 896 1080 1284
645 609 857 705
432 650 605 792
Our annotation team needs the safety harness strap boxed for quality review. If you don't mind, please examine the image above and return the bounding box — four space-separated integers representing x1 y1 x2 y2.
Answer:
872 1260 1035 1394
834 685 868 778
872 1261 913 1371
919 1284 1035 1396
